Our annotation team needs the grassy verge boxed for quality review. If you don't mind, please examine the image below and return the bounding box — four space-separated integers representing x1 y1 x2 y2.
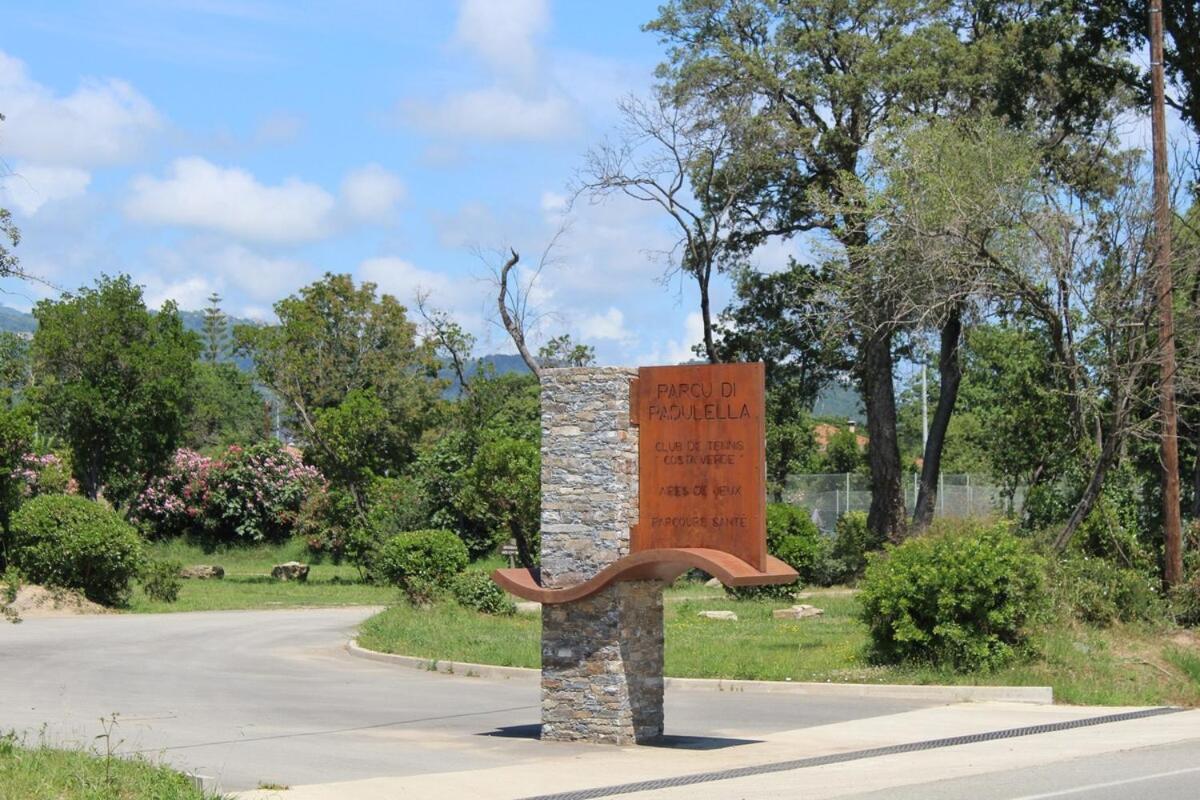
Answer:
128 539 398 613
0 733 222 800
357 584 1200 707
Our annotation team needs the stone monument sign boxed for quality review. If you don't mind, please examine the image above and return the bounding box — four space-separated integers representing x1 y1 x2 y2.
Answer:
493 363 794 745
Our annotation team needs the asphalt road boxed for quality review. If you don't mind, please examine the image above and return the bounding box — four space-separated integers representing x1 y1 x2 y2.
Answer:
2 607 1197 799
0 607 934 791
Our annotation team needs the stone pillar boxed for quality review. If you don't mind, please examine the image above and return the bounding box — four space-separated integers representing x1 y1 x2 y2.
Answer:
538 367 664 744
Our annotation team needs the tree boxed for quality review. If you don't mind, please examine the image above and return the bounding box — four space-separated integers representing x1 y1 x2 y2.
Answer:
183 361 265 450
538 334 595 368
235 273 440 508
646 0 1133 541
0 403 33 541
578 93 757 362
1084 0 1200 139
825 427 865 475
201 292 228 363
0 333 32 400
32 275 199 503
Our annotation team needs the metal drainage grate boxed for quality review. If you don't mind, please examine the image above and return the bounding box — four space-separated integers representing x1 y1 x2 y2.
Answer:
518 707 1185 800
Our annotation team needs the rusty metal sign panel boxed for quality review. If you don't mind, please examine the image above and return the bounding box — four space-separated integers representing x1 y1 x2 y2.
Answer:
632 362 766 570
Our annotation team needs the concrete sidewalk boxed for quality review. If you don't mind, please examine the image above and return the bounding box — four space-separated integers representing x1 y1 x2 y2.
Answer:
234 704 1200 800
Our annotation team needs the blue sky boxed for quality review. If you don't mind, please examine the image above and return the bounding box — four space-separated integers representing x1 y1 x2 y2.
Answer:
0 0 745 364
1 2 1189 368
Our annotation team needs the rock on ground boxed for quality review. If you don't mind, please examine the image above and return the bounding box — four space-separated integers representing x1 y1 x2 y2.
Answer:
773 604 824 620
271 562 309 582
697 610 738 621
180 565 224 579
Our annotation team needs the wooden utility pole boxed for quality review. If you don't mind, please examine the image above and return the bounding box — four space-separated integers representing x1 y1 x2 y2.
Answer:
1149 0 1183 586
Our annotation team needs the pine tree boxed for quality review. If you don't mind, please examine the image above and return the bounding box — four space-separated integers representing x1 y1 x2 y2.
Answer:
202 293 227 363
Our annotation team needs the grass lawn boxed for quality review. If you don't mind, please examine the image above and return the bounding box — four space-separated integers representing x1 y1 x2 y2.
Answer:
0 734 223 800
128 538 399 613
357 583 1200 707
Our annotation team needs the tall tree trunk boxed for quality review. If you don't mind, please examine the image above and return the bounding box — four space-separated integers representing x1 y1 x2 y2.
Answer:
698 265 719 363
912 307 964 531
862 329 907 543
1053 429 1122 551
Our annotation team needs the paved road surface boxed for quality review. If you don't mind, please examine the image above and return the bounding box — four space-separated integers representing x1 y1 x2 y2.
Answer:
1 607 1197 799
0 607 932 790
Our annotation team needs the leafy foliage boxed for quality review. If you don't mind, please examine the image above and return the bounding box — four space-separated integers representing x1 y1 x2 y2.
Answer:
31 275 199 504
728 503 823 599
823 511 885 585
1050 555 1164 627
183 362 264 450
451 570 516 616
454 437 540 564
858 521 1048 671
377 529 468 603
236 273 440 502
9 494 145 606
140 559 183 604
135 442 323 545
0 406 33 542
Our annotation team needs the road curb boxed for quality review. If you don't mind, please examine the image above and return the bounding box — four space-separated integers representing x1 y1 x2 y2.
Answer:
345 640 1054 704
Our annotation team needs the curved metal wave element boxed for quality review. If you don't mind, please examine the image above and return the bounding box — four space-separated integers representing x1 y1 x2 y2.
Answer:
492 548 798 604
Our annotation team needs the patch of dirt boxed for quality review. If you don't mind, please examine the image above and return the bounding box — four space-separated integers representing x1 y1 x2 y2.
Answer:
7 585 109 618
1169 630 1200 650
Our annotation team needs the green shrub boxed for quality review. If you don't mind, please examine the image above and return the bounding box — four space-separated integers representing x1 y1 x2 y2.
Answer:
451 570 516 615
9 495 145 606
858 520 1048 672
1169 549 1200 626
141 559 182 604
827 511 885 584
377 529 468 602
297 488 358 564
1050 555 1164 627
726 504 823 600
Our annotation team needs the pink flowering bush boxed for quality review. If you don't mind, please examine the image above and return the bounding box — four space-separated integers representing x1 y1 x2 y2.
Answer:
135 449 214 538
11 452 76 498
135 441 324 544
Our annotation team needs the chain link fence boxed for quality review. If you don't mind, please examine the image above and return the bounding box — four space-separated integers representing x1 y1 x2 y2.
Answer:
782 473 1024 534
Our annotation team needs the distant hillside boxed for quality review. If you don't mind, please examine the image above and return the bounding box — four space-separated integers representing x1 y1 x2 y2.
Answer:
811 380 865 421
0 306 36 334
439 353 531 396
0 305 258 369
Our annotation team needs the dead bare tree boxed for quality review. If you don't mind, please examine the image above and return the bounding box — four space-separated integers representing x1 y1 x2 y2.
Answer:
576 92 756 363
485 224 569 382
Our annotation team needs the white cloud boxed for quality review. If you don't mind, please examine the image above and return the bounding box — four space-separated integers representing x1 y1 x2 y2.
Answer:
455 0 548 79
125 157 336 244
140 240 313 308
142 274 217 311
1 163 91 215
359 256 455 301
0 50 162 167
358 256 488 334
209 243 310 301
579 306 633 343
398 0 579 144
640 311 704 366
340 163 405 223
540 190 567 215
406 89 577 142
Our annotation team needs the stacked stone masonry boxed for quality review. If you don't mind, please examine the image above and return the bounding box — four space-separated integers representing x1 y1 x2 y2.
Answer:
538 367 665 744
